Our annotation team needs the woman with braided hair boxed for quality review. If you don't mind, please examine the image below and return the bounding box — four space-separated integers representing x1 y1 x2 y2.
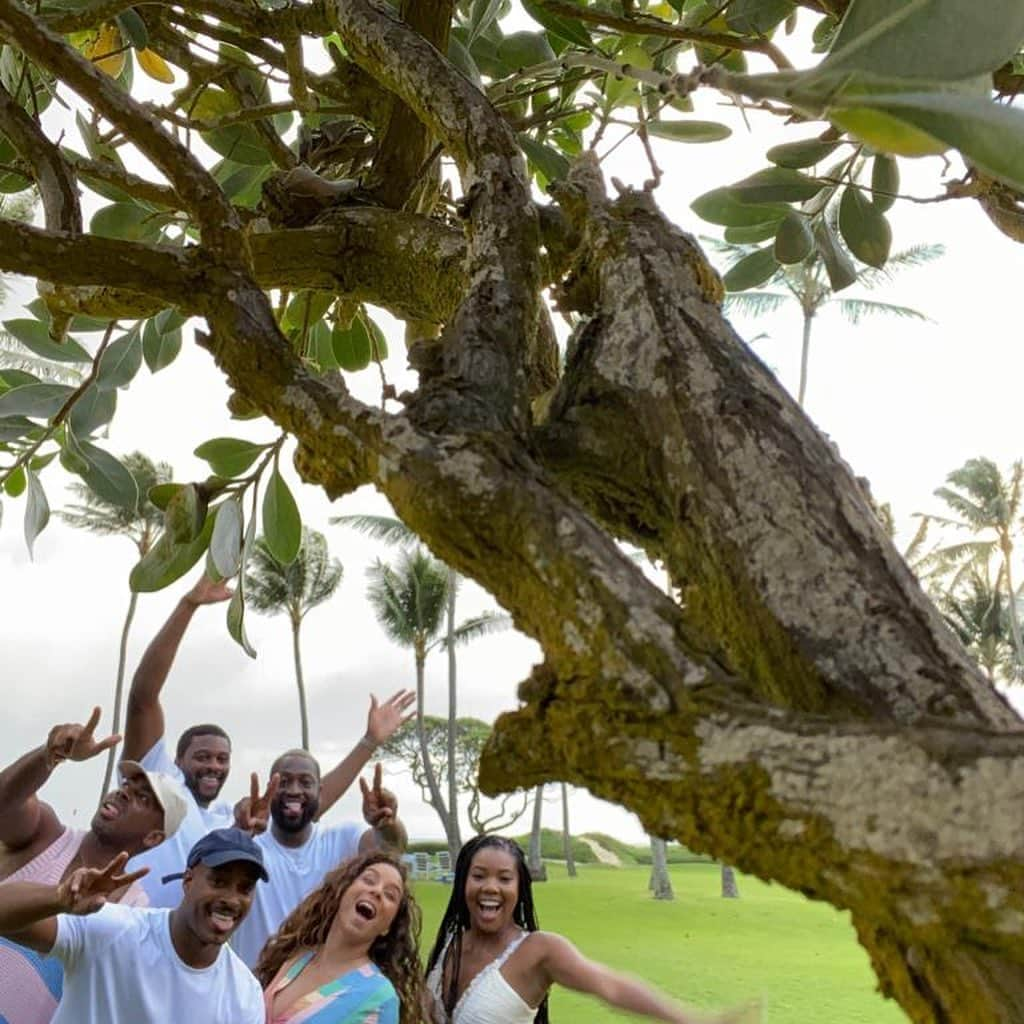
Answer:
425 835 759 1024
256 851 423 1024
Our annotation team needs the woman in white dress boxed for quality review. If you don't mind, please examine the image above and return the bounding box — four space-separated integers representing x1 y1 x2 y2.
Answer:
424 836 759 1024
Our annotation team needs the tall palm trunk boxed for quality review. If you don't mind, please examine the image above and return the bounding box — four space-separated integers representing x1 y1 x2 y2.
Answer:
560 782 576 878
527 783 547 881
649 837 673 900
721 863 740 898
291 613 310 750
445 570 462 861
797 309 814 406
999 538 1024 670
98 590 139 804
414 643 453 847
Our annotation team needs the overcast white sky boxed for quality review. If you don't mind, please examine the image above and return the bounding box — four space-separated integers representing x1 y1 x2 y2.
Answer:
2 12 1023 845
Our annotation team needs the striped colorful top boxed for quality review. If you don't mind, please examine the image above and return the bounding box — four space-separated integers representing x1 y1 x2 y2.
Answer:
264 953 399 1024
0 828 147 1024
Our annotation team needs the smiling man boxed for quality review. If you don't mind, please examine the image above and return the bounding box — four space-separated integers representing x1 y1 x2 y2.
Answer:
229 754 408 968
121 574 238 907
0 708 187 1024
0 828 267 1023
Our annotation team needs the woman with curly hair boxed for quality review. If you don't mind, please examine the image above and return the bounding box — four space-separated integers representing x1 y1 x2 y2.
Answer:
256 851 423 1024
425 835 759 1024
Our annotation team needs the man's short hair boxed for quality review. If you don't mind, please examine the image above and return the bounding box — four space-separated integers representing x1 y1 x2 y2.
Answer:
176 724 231 760
271 748 321 779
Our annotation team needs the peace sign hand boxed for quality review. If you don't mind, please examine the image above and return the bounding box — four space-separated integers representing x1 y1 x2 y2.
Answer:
57 853 149 916
46 707 121 768
236 772 279 835
365 690 416 746
360 763 398 830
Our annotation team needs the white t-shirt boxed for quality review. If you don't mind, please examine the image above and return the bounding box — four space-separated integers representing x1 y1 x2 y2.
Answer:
230 821 363 967
125 738 234 907
50 903 263 1024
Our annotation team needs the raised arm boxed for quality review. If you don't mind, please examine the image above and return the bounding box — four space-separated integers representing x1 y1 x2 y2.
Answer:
0 708 120 851
357 763 409 854
318 690 415 816
122 575 233 761
0 853 147 953
536 933 760 1024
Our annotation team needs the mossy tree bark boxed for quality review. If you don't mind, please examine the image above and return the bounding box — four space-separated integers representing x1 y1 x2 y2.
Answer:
1 1 1022 1019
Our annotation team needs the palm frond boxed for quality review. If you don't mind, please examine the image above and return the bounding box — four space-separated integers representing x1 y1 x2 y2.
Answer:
855 244 945 290
723 291 791 318
440 611 512 650
0 339 85 385
365 548 449 647
833 298 928 325
330 513 418 546
246 528 343 617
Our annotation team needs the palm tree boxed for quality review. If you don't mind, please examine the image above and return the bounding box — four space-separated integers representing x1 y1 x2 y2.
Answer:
365 545 507 857
717 242 943 406
649 837 674 900
560 782 576 878
245 527 343 748
938 567 1019 683
335 513 508 861
58 451 171 801
527 783 547 881
915 458 1024 676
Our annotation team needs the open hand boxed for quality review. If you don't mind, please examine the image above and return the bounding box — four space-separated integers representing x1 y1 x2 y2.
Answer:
365 690 416 746
235 771 279 835
184 573 234 607
47 707 121 767
57 853 148 915
360 763 398 830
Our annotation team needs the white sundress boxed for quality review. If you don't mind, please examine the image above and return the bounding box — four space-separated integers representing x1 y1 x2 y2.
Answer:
426 932 538 1024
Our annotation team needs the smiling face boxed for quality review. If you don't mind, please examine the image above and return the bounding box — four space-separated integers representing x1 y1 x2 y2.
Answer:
90 770 165 854
177 733 231 807
465 846 520 934
270 753 321 834
332 862 405 947
180 861 260 946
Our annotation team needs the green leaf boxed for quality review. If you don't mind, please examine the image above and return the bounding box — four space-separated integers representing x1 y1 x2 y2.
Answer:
723 247 781 291
130 511 215 593
766 137 841 168
729 167 824 204
448 35 482 85
194 437 267 478
773 211 814 264
822 0 1024 82
725 0 795 35
283 290 334 332
67 433 140 509
164 483 206 543
262 466 301 564
90 202 165 242
67 385 117 437
871 154 899 211
3 319 91 363
226 586 257 657
331 315 373 372
814 221 858 291
691 187 790 227
115 7 148 49
467 0 503 45
838 184 891 267
142 317 182 373
0 416 37 443
365 315 388 362
518 134 570 184
23 467 49 560
724 221 783 244
645 119 732 143
0 383 73 420
4 464 25 497
496 31 556 72
96 326 142 390
210 498 244 578
521 0 592 49
148 482 182 511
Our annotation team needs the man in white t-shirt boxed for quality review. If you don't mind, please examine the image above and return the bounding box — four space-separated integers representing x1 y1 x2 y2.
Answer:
0 828 267 1024
231 753 408 967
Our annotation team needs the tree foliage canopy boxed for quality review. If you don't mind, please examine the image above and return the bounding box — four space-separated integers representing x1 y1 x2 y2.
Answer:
1 2 1023 1018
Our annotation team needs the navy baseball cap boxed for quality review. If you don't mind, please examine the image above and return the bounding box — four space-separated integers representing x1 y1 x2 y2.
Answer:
161 827 269 884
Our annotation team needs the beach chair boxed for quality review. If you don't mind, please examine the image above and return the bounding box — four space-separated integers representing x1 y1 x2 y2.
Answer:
412 851 430 879
433 850 455 883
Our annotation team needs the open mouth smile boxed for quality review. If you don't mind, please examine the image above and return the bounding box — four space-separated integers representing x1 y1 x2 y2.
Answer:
355 899 378 921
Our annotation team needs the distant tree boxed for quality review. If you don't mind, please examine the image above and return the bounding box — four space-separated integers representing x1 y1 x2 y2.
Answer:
366 546 507 856
380 714 528 836
245 527 343 748
527 783 547 883
721 864 740 900
718 242 943 406
560 782 577 879
649 837 674 900
59 451 171 801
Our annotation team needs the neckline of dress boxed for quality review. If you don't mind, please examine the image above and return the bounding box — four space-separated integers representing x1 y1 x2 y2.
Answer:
452 930 530 1020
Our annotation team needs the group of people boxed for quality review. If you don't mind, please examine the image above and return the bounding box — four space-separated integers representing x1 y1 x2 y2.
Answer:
0 575 759 1024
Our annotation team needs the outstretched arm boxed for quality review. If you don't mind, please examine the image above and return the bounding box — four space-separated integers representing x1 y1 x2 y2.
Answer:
0 853 147 953
122 575 233 761
357 763 409 854
538 934 760 1024
0 708 120 851
318 690 415 817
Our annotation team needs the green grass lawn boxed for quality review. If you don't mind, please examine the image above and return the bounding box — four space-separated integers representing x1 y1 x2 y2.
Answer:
410 862 905 1024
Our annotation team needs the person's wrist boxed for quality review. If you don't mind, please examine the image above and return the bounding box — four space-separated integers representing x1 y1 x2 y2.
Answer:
357 734 379 753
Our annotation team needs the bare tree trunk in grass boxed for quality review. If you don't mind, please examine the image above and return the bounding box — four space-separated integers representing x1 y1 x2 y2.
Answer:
721 864 740 899
561 782 576 878
650 837 674 900
527 784 547 881
98 590 138 804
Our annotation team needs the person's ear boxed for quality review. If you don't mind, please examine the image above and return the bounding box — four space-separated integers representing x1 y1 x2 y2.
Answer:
143 829 166 850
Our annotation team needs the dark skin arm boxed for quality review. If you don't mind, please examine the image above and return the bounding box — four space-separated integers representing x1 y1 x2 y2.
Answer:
0 853 147 953
0 708 120 852
358 763 408 853
122 575 233 762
